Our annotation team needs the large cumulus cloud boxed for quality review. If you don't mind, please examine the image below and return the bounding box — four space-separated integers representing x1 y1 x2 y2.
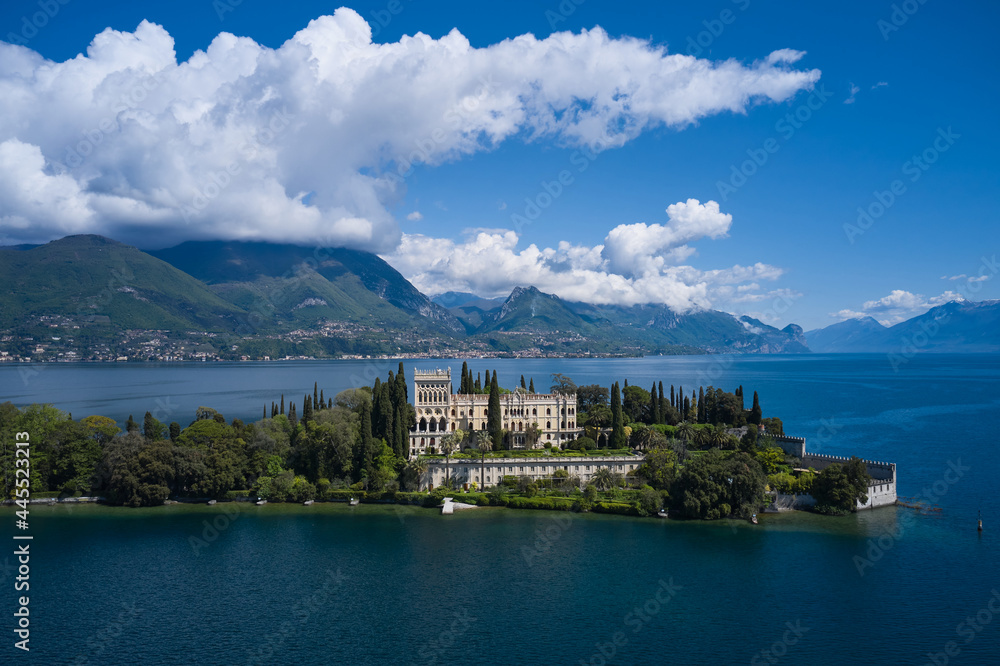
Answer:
0 9 820 250
383 199 790 313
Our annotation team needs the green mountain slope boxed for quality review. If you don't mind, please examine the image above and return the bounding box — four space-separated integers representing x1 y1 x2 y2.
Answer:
0 235 243 331
149 241 463 334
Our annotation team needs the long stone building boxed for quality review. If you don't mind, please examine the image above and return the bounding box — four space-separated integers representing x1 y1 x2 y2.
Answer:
409 368 581 456
422 455 641 491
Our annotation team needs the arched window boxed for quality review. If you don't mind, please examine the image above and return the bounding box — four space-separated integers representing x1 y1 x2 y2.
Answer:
419 417 427 431
430 437 436 446
546 408 551 415
546 421 551 429
451 423 456 431
546 434 551 440
439 417 446 431
532 408 537 416
481 423 487 430
451 408 456 416
420 437 425 445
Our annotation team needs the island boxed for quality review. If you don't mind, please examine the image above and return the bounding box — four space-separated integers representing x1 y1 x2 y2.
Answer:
0 363 894 520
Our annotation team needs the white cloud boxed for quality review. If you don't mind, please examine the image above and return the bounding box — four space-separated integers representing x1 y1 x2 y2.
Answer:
406 211 423 221
0 11 820 249
871 81 888 89
831 289 966 325
942 273 990 284
382 200 783 312
602 199 731 276
844 82 860 104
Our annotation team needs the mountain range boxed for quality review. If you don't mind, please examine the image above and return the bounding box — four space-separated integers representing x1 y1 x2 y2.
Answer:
1 235 997 358
804 300 1000 353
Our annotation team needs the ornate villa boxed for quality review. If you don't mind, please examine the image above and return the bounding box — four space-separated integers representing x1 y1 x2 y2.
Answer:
409 368 581 456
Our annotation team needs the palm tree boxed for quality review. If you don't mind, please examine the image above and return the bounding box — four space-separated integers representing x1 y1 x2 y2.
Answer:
406 457 429 491
676 423 695 443
474 430 493 489
525 423 541 449
709 427 730 450
592 467 615 491
441 433 461 487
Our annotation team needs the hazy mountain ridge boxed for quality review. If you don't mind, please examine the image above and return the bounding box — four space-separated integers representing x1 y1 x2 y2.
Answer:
8 235 995 358
806 301 1000 352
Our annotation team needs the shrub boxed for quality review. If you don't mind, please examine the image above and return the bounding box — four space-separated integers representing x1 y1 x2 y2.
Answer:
636 488 662 516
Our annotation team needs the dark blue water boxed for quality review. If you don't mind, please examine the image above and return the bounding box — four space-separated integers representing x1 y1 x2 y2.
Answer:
2 354 999 664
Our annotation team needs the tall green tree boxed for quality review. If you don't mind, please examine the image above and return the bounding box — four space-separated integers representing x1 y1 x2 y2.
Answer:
749 390 762 425
488 372 502 449
528 378 535 393
610 382 626 448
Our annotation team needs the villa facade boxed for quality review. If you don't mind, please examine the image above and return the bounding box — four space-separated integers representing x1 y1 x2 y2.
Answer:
409 368 581 456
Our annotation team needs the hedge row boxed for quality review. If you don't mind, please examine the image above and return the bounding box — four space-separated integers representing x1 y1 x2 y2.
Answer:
592 501 641 516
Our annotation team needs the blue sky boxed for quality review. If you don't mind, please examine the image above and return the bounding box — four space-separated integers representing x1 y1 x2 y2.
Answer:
0 0 996 330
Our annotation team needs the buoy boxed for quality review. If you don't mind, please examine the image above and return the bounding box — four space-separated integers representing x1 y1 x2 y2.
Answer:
978 509 983 532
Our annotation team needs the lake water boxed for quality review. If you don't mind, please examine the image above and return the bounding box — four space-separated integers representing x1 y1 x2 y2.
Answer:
2 354 1000 664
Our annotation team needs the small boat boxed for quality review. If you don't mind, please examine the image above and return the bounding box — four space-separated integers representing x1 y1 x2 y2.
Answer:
979 508 984 532
349 498 360 506
303 500 314 506
256 499 267 506
207 499 216 506
750 513 759 525
657 509 669 519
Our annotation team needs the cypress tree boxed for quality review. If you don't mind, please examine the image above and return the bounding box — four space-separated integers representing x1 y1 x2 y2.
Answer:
328 398 332 409
488 372 502 449
683 396 690 419
126 414 138 434
670 384 675 408
649 383 659 424
289 402 297 428
360 400 373 450
658 382 665 423
314 382 319 409
691 390 697 421
475 373 482 392
303 394 313 423
263 406 267 421
529 378 535 393
398 362 407 401
610 382 626 448
271 402 277 418
319 389 325 410
143 411 157 440
737 385 744 410
378 381 393 443
698 387 705 423
461 362 469 393
393 402 405 459
677 386 683 413
624 378 628 388
750 390 762 425
169 422 180 442
280 394 285 415
521 375 527 390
